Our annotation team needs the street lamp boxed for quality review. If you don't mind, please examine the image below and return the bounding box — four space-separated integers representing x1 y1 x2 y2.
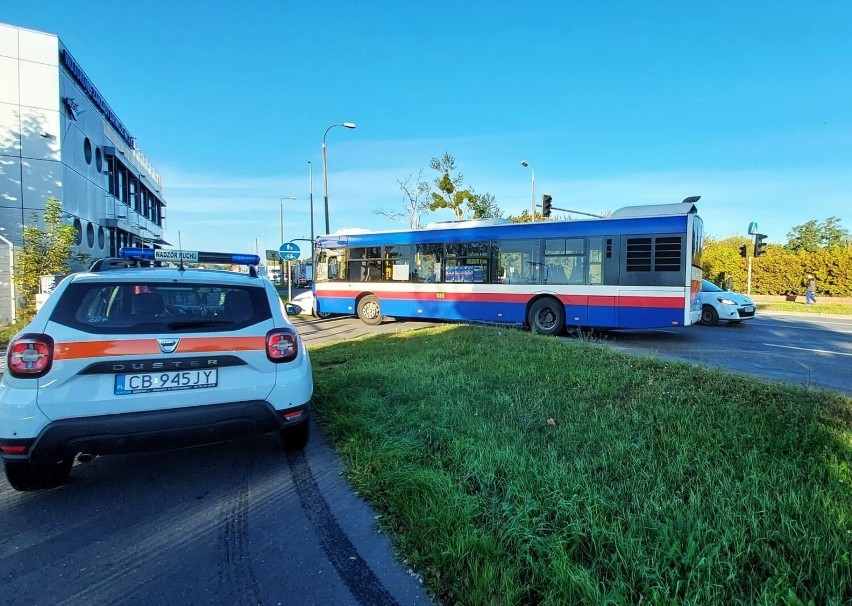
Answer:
308 161 316 285
322 122 356 235
279 196 296 286
521 161 535 221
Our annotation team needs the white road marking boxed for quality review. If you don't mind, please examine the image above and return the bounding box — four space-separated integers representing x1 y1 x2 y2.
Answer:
763 343 852 357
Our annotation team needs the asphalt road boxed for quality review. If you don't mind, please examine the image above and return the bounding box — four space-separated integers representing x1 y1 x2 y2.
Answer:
597 311 852 396
0 420 431 605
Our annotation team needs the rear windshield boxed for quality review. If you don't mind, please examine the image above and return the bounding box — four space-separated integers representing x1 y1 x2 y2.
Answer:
50 281 272 334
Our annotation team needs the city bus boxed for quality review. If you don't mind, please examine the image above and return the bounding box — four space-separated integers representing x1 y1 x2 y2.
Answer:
312 201 704 334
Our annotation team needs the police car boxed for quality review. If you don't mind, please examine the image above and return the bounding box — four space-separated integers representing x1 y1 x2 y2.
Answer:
0 248 313 491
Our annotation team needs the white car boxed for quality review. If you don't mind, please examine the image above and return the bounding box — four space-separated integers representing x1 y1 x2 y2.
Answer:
0 248 313 491
698 279 756 325
290 290 333 319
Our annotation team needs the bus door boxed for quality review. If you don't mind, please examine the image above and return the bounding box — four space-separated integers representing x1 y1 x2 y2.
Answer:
588 236 618 328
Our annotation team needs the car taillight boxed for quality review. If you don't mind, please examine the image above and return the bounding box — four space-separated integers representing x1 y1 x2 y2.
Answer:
266 328 298 363
7 333 54 378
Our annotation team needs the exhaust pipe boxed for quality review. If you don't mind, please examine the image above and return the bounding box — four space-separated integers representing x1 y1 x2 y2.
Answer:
77 453 96 463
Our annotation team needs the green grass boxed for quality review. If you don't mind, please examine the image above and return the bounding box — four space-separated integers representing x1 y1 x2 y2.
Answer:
758 301 852 315
310 325 852 606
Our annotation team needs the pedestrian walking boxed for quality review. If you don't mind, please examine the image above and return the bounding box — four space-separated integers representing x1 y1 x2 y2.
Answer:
805 273 818 305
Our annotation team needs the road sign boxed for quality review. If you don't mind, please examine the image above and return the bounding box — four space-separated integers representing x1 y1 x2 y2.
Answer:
748 222 758 235
279 242 300 261
265 249 279 262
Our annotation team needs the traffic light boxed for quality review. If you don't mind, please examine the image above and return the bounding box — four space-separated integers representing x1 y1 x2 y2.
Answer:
542 194 552 218
754 233 768 257
739 244 748 258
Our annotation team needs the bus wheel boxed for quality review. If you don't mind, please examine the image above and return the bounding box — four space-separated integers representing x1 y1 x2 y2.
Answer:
357 295 383 325
528 298 565 336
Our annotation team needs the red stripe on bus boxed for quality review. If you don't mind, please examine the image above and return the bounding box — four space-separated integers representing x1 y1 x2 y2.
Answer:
317 290 685 309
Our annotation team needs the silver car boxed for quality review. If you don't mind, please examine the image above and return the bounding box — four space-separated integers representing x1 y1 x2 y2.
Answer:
698 279 756 325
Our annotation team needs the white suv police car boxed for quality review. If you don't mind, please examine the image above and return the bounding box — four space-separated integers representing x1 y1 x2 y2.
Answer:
0 248 313 491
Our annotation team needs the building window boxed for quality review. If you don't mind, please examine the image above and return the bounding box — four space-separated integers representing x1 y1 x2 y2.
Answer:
106 156 115 195
86 222 95 248
97 226 106 250
84 138 92 164
73 218 82 246
95 147 103 173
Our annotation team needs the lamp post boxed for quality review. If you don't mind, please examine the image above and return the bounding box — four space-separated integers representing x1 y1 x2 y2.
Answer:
308 161 315 284
279 196 296 286
322 122 356 235
521 161 535 221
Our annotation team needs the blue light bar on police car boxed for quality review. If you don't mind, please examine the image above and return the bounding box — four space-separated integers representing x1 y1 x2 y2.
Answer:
119 247 261 266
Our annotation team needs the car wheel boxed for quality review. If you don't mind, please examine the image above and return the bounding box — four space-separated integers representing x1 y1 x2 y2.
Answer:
279 419 310 452
528 297 565 336
357 295 383 326
700 305 719 326
4 458 73 491
315 308 332 319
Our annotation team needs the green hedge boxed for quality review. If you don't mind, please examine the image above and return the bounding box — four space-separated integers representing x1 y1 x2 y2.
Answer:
702 239 852 296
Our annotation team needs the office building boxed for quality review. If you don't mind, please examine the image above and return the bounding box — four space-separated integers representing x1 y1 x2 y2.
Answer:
0 22 167 323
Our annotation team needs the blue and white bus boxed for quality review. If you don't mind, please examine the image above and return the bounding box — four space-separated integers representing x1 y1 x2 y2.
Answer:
313 201 704 334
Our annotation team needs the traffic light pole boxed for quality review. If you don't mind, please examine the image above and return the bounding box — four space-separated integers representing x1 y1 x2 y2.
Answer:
746 234 755 295
747 255 753 296
538 204 605 219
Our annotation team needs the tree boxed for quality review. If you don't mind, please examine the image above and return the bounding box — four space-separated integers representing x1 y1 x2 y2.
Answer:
786 217 849 252
429 152 477 220
506 209 537 223
467 190 502 219
12 198 88 318
374 169 432 229
786 220 820 252
820 216 848 249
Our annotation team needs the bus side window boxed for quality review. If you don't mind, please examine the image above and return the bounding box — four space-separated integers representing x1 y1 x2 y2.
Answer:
415 243 442 282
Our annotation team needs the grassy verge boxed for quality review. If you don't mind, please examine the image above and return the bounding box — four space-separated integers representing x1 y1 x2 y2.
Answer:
758 301 852 315
310 324 852 605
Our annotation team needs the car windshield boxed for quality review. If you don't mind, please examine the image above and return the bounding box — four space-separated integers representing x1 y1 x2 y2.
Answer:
701 279 724 292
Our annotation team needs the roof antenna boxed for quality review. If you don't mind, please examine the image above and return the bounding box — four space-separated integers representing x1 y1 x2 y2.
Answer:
178 231 186 272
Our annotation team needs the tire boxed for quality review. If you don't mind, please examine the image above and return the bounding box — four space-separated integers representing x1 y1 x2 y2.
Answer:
4 459 73 491
700 305 719 326
528 298 565 336
315 307 332 319
279 419 310 452
357 295 383 326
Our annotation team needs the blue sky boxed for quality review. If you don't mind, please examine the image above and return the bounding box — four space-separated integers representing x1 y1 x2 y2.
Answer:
5 1 851 257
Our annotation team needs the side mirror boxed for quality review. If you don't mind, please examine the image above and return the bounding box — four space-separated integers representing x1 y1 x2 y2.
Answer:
285 303 302 316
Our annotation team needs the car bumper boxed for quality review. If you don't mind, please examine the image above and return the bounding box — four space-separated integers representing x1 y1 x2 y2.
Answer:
0 399 310 464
